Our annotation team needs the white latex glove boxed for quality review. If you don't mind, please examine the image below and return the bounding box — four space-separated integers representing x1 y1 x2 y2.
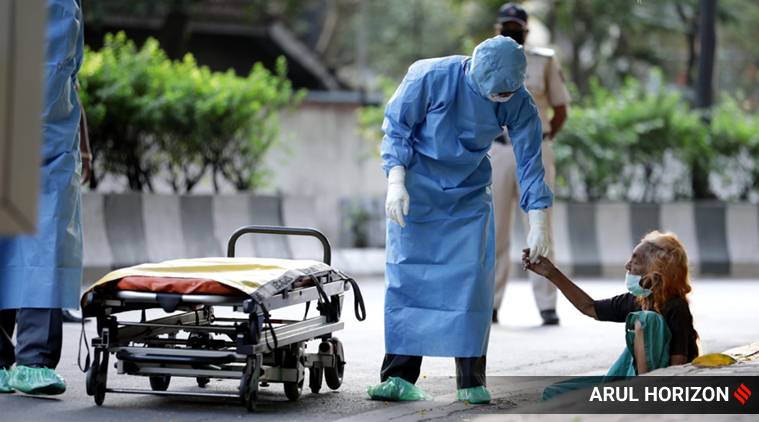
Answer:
527 209 551 263
385 166 409 228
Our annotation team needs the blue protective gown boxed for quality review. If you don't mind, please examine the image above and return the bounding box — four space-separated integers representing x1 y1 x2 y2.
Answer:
381 36 553 357
0 0 84 310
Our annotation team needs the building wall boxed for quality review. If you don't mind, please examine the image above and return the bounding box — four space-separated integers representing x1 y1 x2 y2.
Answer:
260 101 387 245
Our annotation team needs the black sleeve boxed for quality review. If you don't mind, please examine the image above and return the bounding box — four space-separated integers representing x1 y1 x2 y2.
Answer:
593 293 639 322
663 299 694 359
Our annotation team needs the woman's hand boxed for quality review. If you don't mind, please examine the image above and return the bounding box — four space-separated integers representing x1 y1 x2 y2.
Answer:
522 249 598 319
522 248 556 279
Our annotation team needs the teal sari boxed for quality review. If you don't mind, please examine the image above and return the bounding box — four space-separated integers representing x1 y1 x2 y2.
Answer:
542 311 671 400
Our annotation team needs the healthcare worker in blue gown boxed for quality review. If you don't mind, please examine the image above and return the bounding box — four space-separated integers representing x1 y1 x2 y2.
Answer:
367 36 553 403
0 0 88 396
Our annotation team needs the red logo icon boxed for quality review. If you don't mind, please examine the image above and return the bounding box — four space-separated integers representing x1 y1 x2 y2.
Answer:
734 384 751 405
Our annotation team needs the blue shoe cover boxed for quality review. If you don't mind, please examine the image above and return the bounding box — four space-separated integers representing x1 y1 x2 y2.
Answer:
9 365 66 395
457 385 491 404
367 376 431 401
0 368 14 393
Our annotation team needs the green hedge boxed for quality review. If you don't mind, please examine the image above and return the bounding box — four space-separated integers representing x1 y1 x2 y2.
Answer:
79 32 304 192
554 74 759 201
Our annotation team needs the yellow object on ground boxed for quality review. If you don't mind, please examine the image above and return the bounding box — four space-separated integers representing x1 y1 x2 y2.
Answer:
691 353 737 368
82 257 332 303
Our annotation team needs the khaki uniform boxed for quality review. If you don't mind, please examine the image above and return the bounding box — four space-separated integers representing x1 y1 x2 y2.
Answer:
492 47 570 313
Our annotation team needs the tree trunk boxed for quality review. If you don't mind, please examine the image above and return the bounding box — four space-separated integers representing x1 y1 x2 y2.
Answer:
692 0 717 199
411 0 422 59
89 160 99 190
570 38 585 95
160 2 190 59
695 0 716 109
315 0 338 55
545 0 557 44
126 154 143 191
675 2 699 89
212 166 220 193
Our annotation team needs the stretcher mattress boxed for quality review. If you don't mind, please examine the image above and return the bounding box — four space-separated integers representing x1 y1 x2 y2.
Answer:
82 257 334 309
115 276 244 295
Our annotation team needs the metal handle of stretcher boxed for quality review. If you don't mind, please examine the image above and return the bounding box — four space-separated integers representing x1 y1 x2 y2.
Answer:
227 225 331 265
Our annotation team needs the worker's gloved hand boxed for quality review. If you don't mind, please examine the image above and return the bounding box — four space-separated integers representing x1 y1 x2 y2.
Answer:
527 209 551 263
385 166 410 228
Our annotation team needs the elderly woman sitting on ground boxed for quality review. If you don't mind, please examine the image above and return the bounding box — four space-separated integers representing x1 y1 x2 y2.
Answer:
523 231 700 398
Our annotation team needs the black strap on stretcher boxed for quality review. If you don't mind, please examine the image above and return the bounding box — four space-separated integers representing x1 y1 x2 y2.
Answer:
302 274 366 323
259 302 279 352
346 277 367 321
78 317 91 372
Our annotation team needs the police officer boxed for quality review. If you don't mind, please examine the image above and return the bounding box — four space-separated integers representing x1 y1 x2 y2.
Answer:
491 3 570 325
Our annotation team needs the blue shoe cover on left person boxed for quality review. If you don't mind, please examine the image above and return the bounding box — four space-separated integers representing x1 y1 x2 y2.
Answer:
367 376 431 401
9 365 66 395
0 368 14 393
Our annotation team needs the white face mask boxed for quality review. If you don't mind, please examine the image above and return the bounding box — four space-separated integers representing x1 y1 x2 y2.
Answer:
489 93 514 103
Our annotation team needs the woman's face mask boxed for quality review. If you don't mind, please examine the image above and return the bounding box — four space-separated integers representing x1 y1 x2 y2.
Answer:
625 272 652 297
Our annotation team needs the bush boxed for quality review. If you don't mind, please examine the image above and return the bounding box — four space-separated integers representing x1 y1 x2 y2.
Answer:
555 73 759 202
78 32 304 192
554 75 709 201
358 69 759 202
708 95 759 200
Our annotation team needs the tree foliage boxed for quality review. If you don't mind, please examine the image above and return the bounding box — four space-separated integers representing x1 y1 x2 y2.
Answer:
78 32 303 192
553 72 759 202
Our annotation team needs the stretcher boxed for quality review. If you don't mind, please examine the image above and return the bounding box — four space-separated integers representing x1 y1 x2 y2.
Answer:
79 225 366 411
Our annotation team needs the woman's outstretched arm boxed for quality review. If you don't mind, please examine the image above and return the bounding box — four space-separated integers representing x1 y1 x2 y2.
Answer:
522 249 597 319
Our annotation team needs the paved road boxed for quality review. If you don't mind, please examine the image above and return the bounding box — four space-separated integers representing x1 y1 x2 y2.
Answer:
2 278 757 421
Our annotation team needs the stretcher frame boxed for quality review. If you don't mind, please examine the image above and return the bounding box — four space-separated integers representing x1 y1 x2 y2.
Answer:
80 225 364 411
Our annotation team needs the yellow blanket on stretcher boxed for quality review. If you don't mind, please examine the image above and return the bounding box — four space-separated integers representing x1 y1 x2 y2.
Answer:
82 257 333 298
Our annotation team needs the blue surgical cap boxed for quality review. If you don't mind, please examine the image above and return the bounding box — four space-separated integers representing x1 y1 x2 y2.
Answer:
468 35 527 98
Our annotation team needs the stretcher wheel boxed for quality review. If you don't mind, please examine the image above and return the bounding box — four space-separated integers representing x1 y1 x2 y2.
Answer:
92 350 109 406
196 377 210 388
284 379 304 401
240 356 260 412
309 367 323 394
85 352 98 396
149 375 171 391
283 343 304 401
324 338 344 390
